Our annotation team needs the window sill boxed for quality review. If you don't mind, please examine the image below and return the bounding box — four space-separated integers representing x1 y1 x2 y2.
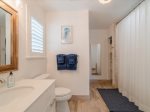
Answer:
26 56 46 59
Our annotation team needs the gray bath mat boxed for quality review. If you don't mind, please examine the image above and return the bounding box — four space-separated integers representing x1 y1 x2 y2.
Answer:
97 89 143 112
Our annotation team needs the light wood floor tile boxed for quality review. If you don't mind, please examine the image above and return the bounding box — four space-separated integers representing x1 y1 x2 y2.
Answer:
69 80 113 112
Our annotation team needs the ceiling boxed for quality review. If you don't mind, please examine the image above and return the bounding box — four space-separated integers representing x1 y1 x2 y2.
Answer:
32 0 143 29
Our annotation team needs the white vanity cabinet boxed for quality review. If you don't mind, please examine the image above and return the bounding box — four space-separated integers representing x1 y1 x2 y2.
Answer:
25 81 56 112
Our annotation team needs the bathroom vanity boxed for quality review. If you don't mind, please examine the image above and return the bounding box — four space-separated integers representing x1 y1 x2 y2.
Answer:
0 79 56 112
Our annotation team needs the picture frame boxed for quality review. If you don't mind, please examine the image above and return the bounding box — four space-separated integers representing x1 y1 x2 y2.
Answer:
61 25 73 44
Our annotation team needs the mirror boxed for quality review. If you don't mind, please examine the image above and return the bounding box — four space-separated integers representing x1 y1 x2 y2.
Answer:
0 1 18 73
91 44 101 75
0 8 11 65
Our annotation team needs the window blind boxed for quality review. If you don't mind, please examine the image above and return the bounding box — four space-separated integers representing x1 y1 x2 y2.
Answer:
31 17 44 53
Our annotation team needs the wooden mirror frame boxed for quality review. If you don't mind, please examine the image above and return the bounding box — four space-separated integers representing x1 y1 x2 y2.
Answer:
0 1 18 73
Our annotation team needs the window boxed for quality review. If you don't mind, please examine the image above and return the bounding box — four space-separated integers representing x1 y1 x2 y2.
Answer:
31 17 44 54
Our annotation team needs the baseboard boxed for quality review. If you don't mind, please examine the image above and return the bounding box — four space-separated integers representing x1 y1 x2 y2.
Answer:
90 80 112 82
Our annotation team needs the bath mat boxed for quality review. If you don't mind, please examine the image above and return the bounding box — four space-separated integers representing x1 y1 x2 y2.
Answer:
97 89 143 112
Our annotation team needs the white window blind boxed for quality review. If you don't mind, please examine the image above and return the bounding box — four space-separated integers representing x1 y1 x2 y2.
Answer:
31 17 44 53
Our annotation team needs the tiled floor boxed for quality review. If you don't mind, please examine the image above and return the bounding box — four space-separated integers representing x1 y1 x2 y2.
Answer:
69 80 113 112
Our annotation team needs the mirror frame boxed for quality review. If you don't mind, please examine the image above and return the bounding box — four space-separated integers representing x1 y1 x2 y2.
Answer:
0 1 18 73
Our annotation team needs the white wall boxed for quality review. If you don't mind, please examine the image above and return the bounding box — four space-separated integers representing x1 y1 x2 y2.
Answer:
116 1 150 111
46 11 90 95
90 29 110 80
107 24 117 86
0 0 46 80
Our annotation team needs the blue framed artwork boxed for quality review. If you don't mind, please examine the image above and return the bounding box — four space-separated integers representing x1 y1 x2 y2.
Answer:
61 25 73 44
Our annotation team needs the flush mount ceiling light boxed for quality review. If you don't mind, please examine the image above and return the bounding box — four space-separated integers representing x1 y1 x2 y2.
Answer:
98 0 112 4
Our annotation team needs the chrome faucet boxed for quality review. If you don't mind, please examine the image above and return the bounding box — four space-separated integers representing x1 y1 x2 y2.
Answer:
0 78 6 87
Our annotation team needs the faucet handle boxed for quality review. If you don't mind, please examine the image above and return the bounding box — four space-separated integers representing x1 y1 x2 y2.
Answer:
0 78 6 87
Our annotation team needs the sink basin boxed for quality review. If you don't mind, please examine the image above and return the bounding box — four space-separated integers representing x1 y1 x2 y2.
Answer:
0 86 34 106
0 79 55 112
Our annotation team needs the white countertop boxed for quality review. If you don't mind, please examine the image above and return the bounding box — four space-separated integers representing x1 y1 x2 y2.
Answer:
0 79 55 112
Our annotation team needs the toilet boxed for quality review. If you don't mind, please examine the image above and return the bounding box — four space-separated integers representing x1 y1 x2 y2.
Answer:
34 74 72 112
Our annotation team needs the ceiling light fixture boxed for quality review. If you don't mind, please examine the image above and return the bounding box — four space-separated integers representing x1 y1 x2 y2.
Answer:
98 0 112 4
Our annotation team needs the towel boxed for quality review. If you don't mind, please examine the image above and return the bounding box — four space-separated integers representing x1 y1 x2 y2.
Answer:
68 58 76 65
57 54 66 70
66 54 78 70
57 54 65 64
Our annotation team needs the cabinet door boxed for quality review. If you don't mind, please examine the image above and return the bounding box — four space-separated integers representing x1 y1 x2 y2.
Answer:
25 82 56 112
51 101 56 112
45 100 56 112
